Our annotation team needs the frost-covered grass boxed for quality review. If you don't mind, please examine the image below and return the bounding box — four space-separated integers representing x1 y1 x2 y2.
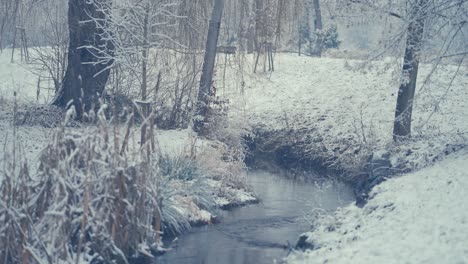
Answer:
0 106 256 263
287 151 468 263
0 49 256 263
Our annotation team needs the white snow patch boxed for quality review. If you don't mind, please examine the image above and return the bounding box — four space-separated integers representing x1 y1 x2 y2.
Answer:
288 152 468 264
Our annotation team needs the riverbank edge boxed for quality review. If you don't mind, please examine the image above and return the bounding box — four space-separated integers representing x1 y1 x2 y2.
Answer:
244 126 468 207
286 150 468 263
243 124 468 259
0 102 261 264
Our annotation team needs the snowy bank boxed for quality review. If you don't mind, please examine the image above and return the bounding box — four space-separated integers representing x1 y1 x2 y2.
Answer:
0 103 256 263
288 151 468 264
223 54 468 180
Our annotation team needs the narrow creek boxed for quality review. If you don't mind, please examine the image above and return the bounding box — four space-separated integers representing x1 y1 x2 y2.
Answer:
155 170 354 264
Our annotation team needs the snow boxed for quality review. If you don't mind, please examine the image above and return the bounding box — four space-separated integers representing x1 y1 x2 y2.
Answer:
217 53 468 263
287 151 468 264
0 53 258 242
208 179 258 208
224 52 467 136
1 49 467 262
222 53 468 174
0 113 51 165
155 128 199 156
0 49 52 104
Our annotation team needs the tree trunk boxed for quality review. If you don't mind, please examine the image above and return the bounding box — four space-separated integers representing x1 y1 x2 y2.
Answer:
141 3 149 102
313 0 323 56
10 0 20 62
140 4 150 145
393 0 427 141
193 0 225 134
52 0 114 119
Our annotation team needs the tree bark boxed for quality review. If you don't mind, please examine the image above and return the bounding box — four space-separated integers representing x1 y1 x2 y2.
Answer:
193 0 225 134
313 0 323 56
140 3 150 145
52 0 114 119
141 3 149 102
313 0 322 31
393 0 427 141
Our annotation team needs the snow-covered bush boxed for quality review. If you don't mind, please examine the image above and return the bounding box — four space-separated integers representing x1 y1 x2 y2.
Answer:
0 107 219 263
197 97 251 189
300 24 341 55
314 25 340 50
0 145 35 263
157 154 216 234
4 109 164 263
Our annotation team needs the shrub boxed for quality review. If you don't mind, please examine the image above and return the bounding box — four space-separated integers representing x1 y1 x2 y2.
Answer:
0 108 217 263
156 154 216 235
315 25 341 50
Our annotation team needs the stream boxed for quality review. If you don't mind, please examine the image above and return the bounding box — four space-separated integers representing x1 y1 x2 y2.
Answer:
155 170 354 264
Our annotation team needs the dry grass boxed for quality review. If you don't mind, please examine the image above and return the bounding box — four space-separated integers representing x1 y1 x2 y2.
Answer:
0 105 227 263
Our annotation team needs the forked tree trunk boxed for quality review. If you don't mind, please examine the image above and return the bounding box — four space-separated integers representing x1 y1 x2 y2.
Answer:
52 0 114 119
194 0 225 133
393 0 427 141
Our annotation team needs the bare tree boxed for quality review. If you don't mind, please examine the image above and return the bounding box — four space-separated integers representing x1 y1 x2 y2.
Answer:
393 0 428 140
27 1 68 97
340 0 467 140
52 0 114 119
194 0 225 133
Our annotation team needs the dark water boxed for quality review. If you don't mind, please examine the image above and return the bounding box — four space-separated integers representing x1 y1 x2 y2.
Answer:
155 171 354 264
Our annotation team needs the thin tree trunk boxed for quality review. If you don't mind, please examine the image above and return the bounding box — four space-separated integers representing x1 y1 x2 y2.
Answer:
393 0 427 141
10 0 20 62
141 3 149 102
298 36 301 56
140 3 149 145
52 0 114 119
194 0 225 134
275 0 284 45
313 0 323 57
313 0 322 31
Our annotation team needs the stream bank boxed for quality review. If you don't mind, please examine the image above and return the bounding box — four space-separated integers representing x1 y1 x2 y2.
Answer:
243 127 374 205
155 170 354 264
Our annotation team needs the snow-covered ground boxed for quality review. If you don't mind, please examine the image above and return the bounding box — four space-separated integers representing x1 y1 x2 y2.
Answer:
222 53 468 175
287 151 468 263
223 54 467 138
1 49 467 263
218 53 468 263
0 49 257 229
0 50 49 104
